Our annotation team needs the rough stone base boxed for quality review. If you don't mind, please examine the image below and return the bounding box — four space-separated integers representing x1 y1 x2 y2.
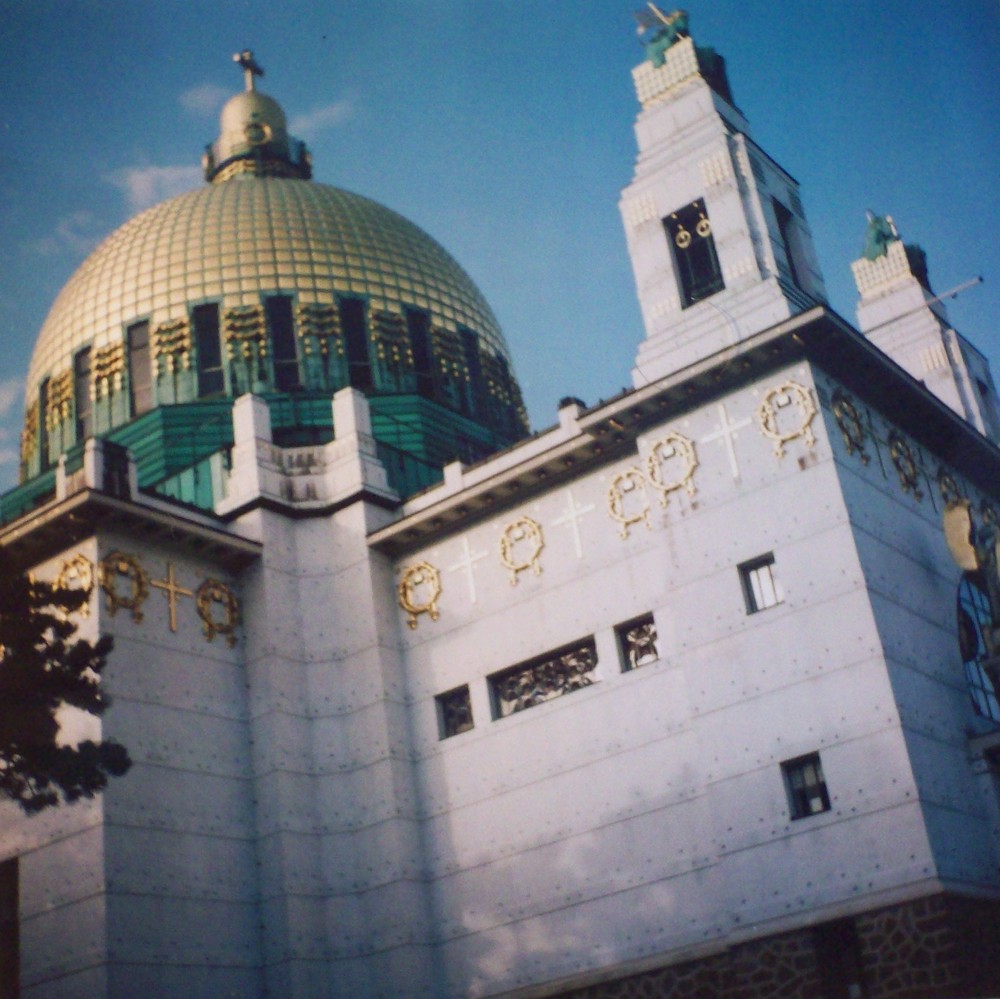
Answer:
552 893 1000 999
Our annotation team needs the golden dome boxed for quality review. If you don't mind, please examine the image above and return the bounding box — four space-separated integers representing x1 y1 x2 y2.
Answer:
25 178 513 409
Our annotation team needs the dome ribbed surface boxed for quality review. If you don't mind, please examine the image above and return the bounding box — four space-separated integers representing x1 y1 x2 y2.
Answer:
27 177 511 401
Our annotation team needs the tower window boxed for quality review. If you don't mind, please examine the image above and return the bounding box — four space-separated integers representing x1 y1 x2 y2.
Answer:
74 347 93 441
266 295 300 391
405 307 434 399
782 752 831 819
339 297 372 390
664 199 724 308
739 553 782 613
192 303 224 396
127 320 152 416
489 639 597 719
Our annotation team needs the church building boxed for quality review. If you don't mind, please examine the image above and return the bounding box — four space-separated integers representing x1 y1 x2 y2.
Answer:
2 12 1000 999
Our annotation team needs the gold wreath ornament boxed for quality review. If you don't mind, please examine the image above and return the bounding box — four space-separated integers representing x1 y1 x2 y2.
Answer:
55 553 95 618
499 517 545 585
196 579 241 647
646 432 698 507
831 389 869 464
99 552 150 622
607 468 652 539
756 380 817 458
398 561 443 630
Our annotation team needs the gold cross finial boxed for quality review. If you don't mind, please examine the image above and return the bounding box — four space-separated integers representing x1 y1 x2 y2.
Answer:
233 50 264 92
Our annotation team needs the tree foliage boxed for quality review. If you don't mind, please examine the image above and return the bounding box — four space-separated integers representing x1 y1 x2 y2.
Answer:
0 550 131 814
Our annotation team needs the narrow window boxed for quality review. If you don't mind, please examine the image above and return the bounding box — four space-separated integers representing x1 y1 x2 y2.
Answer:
617 614 659 672
957 573 1000 721
127 320 153 416
74 347 93 440
489 639 597 719
405 307 434 399
38 377 50 471
782 752 831 819
459 327 482 418
739 553 782 613
339 297 372 390
436 686 474 739
193 303 224 397
664 199 724 307
266 295 300 391
0 857 18 999
773 198 804 289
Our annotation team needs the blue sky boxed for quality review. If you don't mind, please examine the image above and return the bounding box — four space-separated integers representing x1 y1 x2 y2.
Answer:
1 1 997 493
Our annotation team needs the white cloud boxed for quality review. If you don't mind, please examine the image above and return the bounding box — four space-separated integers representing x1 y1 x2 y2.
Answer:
106 165 202 214
180 83 229 117
0 378 20 418
31 211 104 257
289 99 354 137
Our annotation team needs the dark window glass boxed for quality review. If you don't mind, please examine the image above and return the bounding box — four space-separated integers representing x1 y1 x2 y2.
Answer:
127 321 153 416
0 857 18 999
74 347 93 441
339 297 372 390
405 307 434 399
193 303 224 396
437 686 474 739
616 614 659 671
813 919 867 999
38 377 50 471
782 752 831 819
739 553 782 613
664 199 724 307
266 295 300 391
957 573 1000 721
773 198 803 289
459 327 482 418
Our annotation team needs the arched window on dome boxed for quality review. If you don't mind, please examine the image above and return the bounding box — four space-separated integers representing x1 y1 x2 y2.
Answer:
957 572 1000 721
127 321 153 416
74 348 93 441
193 304 225 397
37 377 50 473
339 297 372 391
405 307 434 400
266 296 300 392
459 328 483 420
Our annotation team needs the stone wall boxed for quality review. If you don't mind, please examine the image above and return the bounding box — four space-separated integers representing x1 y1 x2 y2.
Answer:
554 893 1000 999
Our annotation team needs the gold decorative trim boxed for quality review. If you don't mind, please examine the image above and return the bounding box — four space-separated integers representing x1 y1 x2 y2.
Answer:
297 303 342 357
398 561 443 629
99 551 150 622
937 468 961 506
55 554 95 618
195 579 240 647
224 306 267 360
20 406 38 468
607 468 651 539
93 343 125 399
48 369 74 428
757 380 817 458
153 318 192 373
888 430 923 499
499 516 545 585
831 389 869 464
646 432 698 507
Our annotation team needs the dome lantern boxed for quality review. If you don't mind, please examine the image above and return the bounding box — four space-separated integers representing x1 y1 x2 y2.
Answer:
202 51 312 183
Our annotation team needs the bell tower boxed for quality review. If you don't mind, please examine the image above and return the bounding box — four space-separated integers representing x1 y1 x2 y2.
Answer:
852 213 1000 443
621 8 827 384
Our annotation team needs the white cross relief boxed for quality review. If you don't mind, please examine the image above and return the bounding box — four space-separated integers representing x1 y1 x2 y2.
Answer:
447 536 489 604
701 402 751 481
553 488 595 558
